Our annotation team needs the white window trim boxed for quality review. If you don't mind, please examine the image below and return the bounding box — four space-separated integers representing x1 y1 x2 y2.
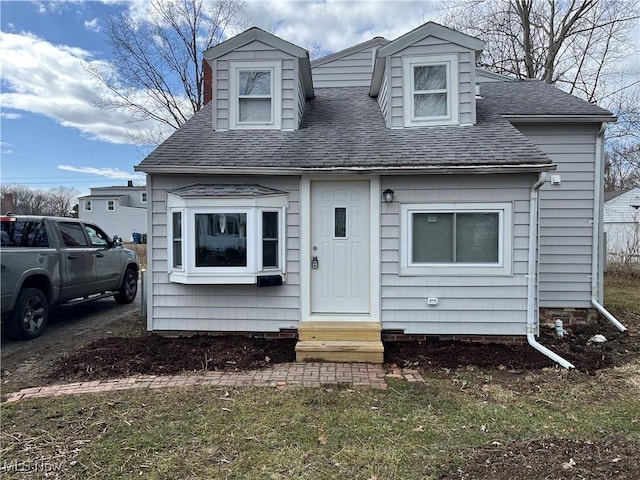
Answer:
106 200 116 212
84 200 92 212
400 202 513 276
167 193 288 284
229 60 282 130
403 54 459 127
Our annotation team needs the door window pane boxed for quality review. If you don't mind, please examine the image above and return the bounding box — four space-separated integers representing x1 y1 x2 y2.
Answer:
195 213 247 267
262 211 279 268
58 222 89 247
412 213 453 262
334 207 347 238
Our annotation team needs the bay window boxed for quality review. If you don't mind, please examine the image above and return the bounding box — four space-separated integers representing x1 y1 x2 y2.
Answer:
167 185 287 284
401 203 512 276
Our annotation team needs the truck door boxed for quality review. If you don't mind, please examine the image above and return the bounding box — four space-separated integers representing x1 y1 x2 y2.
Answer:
82 223 122 292
57 221 98 300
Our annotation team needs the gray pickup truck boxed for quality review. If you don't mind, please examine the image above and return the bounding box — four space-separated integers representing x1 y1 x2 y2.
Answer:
1 215 139 340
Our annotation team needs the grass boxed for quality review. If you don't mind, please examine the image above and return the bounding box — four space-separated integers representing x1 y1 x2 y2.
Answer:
604 269 640 318
2 376 639 479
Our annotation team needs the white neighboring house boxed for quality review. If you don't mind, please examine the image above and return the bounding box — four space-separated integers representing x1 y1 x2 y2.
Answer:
78 181 148 242
604 186 640 263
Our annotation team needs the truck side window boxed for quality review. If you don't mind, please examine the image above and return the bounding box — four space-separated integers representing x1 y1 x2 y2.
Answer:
58 222 89 247
0 220 49 247
84 224 109 248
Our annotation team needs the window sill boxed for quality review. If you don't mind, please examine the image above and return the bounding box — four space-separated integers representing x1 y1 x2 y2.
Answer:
400 265 512 277
170 271 284 285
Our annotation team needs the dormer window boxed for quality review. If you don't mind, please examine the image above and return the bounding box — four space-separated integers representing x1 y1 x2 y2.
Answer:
229 61 282 129
239 69 272 123
403 54 459 126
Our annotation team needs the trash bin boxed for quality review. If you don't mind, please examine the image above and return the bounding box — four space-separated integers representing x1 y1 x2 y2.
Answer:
132 232 142 244
142 234 147 244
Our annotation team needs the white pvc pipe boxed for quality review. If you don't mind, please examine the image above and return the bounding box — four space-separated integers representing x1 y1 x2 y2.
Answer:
526 172 576 369
592 123 627 332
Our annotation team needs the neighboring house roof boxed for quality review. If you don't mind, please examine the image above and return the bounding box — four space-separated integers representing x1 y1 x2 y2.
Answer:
604 187 636 203
480 80 613 119
137 86 554 174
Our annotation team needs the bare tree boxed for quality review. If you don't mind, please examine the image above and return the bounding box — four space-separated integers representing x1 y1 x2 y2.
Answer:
88 0 245 143
1 185 79 216
439 0 640 190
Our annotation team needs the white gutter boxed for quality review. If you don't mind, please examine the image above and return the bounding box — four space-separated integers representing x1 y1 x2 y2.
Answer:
526 172 576 369
591 123 627 331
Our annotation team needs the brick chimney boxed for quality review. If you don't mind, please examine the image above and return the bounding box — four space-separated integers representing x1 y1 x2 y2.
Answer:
203 59 212 105
2 193 15 214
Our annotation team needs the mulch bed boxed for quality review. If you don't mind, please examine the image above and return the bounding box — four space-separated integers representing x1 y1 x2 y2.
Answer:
50 314 638 383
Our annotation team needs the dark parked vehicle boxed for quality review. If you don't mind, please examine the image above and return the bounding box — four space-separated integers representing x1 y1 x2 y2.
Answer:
1 215 139 340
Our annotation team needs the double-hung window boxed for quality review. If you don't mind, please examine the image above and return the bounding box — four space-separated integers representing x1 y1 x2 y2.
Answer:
167 185 287 284
403 54 459 126
229 61 282 129
401 203 512 276
84 200 92 212
107 200 116 211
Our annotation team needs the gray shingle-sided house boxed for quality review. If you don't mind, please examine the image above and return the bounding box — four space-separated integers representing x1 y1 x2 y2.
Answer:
135 22 626 367
78 181 147 242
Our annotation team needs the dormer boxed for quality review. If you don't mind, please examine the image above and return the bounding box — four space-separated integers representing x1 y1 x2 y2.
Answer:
369 22 484 128
204 27 314 131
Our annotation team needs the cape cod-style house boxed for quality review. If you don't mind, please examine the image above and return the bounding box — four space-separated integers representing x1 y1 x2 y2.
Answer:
135 22 626 367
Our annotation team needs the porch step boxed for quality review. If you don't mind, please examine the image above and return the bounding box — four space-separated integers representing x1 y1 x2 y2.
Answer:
298 321 382 342
295 340 384 363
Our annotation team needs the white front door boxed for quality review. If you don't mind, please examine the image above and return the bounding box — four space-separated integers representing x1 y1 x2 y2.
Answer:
311 181 370 314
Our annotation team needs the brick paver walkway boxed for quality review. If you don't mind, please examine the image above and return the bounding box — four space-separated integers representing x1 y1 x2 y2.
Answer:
3 363 424 403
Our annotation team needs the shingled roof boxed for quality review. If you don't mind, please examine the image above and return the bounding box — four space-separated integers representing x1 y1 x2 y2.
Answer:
479 80 613 117
137 86 563 174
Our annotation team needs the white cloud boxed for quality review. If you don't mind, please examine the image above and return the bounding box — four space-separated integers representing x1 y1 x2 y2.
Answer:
0 112 22 120
58 164 145 181
240 0 440 53
84 18 101 33
0 31 160 146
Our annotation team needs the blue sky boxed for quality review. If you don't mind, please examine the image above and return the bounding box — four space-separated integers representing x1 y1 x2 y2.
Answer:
0 0 439 195
1 1 638 196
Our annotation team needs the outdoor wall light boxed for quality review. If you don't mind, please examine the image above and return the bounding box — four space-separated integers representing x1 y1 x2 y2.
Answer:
383 188 395 203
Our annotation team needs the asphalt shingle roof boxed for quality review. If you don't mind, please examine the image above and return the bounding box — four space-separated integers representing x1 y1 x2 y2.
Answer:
170 184 285 197
479 80 613 116
138 82 612 172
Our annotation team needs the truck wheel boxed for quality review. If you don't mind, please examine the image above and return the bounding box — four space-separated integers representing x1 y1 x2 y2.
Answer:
114 267 138 304
6 288 49 340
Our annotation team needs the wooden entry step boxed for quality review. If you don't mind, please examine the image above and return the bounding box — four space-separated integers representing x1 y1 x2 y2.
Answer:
295 341 384 363
296 321 383 363
298 321 381 342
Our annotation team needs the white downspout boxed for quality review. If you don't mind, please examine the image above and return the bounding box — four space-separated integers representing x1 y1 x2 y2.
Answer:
527 172 576 369
591 123 627 331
